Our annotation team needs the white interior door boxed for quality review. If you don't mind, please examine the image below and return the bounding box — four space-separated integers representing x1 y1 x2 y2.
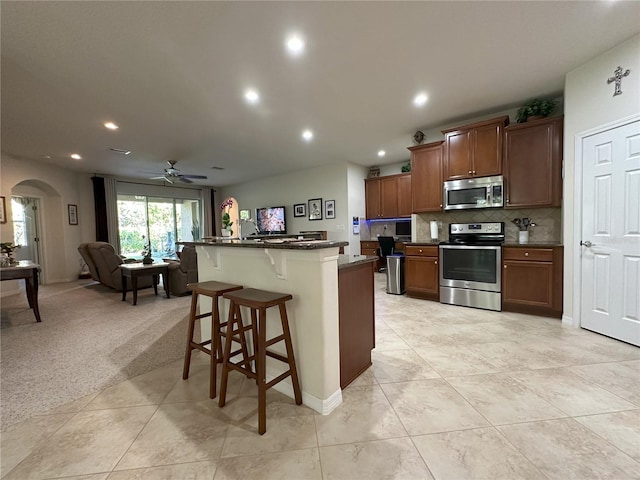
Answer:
580 119 640 346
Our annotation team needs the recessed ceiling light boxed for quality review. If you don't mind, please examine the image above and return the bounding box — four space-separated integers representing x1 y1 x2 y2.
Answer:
104 122 119 130
378 150 386 157
286 34 305 56
70 153 82 160
244 89 260 104
413 92 428 107
302 129 313 141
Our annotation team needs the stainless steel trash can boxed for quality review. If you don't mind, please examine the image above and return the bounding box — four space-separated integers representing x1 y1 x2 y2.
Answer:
386 255 405 294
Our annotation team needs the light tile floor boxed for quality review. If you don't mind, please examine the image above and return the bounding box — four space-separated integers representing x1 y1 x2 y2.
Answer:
2 273 639 479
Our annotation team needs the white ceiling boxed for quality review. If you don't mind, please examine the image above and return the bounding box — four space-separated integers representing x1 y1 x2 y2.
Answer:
2 1 639 187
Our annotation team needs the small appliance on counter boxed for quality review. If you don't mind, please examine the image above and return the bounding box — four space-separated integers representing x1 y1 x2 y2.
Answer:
439 222 505 311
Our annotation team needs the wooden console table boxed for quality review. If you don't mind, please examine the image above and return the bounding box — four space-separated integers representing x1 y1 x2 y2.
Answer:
120 262 170 305
0 261 42 322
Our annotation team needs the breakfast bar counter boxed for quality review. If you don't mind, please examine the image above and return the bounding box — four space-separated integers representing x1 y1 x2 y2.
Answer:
183 239 363 415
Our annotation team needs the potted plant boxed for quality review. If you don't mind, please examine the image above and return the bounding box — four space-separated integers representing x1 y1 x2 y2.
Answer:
0 242 21 266
221 213 233 237
141 236 153 264
515 98 556 123
220 198 234 236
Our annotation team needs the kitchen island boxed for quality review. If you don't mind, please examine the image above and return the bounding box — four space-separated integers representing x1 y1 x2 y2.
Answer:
183 239 374 415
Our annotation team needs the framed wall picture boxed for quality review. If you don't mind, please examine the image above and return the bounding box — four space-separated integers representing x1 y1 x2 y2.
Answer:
68 204 78 225
308 198 322 220
294 203 306 217
240 209 251 221
0 196 6 224
325 200 336 219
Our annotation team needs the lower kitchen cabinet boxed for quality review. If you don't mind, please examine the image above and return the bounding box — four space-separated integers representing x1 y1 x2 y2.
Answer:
361 240 406 271
502 246 563 318
404 245 439 300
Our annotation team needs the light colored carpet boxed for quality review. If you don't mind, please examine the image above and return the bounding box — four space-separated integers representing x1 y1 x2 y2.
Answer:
0 279 192 430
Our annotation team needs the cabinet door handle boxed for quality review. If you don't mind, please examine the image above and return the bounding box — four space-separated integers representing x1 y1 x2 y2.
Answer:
419 249 423 253
504 265 507 269
435 261 438 265
524 252 529 256
468 170 472 174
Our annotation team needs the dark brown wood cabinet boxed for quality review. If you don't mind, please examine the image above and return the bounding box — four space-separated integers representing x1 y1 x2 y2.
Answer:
404 245 439 300
504 116 563 208
338 260 375 388
381 176 398 218
397 174 413 216
365 178 382 219
365 173 412 219
361 240 405 271
442 116 508 181
502 246 563 318
409 141 444 212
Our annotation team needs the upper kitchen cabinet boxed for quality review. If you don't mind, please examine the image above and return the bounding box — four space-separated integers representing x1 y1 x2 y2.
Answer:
442 116 509 180
504 116 563 208
365 173 411 219
409 141 444 212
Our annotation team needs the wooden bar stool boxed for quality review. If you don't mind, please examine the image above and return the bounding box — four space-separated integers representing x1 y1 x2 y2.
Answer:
183 281 243 399
218 288 302 435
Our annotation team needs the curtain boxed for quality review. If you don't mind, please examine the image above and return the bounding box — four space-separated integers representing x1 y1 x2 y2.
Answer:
201 187 213 237
104 176 119 250
91 176 108 242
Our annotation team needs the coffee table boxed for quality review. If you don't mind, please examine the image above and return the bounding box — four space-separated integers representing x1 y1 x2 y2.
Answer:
120 262 170 305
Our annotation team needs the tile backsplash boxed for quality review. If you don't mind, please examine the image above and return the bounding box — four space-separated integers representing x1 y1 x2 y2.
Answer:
416 207 561 243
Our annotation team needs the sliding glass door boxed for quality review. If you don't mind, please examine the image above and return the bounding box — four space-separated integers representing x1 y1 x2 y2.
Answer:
117 195 200 259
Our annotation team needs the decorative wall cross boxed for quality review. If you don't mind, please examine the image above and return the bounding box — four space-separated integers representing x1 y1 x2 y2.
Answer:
607 66 631 97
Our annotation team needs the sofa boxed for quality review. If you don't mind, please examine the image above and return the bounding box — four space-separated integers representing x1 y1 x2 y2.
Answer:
167 245 198 296
78 242 153 291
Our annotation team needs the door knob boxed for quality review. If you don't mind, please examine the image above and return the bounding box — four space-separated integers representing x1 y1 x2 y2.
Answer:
580 240 594 247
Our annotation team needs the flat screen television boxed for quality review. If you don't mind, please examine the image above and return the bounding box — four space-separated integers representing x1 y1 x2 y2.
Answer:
256 206 286 234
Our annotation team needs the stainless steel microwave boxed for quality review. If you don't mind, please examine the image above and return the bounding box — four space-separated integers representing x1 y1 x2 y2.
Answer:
443 175 504 210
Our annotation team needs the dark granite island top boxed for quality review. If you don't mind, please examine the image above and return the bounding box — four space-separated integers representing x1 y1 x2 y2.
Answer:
337 254 378 270
180 239 348 250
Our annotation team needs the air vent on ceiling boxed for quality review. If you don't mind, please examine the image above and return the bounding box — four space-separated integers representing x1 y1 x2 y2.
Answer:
107 147 131 155
211 166 225 170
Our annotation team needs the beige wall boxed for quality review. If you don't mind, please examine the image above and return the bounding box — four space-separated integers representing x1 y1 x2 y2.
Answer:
563 34 640 324
218 162 357 253
0 155 95 289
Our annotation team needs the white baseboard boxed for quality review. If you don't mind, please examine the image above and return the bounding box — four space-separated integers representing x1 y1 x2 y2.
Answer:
266 366 342 415
562 314 578 327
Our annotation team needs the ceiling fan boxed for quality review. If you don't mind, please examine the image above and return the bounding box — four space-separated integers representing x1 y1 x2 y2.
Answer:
151 160 208 184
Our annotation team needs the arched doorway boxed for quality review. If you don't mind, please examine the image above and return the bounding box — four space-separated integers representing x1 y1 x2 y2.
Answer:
12 180 63 284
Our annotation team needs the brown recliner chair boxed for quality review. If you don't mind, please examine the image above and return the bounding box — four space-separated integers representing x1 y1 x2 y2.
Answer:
78 243 100 282
83 242 153 291
167 245 198 296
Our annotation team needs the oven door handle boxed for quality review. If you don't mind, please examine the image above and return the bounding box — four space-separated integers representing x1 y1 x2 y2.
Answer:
439 245 502 251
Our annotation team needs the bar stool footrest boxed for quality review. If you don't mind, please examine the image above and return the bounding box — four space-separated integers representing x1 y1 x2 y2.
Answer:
265 350 288 363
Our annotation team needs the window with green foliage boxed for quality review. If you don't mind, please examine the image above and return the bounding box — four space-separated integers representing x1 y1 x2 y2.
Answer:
117 194 200 258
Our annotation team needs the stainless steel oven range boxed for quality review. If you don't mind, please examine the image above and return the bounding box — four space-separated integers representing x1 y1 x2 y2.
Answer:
439 222 504 311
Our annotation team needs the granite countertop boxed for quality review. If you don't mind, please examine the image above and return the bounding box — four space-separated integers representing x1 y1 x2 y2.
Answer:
503 242 563 247
405 241 441 246
180 239 348 250
337 254 378 269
